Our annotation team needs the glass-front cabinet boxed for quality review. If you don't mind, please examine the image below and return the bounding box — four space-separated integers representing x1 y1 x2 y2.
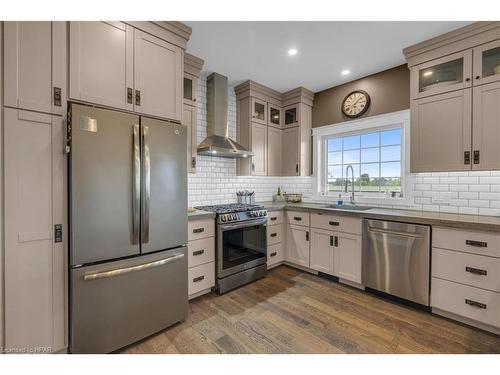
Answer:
411 50 472 99
474 39 500 86
251 97 267 125
183 73 197 104
284 104 299 127
268 104 282 128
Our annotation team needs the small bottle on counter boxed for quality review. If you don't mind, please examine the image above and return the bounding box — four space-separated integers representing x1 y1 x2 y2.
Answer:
336 194 344 206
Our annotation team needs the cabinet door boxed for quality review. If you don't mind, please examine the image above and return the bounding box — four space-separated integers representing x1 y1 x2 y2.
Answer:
183 104 198 173
267 126 282 176
411 50 472 99
284 104 300 127
472 81 500 170
268 104 282 128
134 30 183 121
473 39 500 86
410 89 472 172
251 97 267 125
282 127 299 176
310 228 334 275
184 73 198 106
251 122 268 176
4 21 67 115
334 233 362 283
4 108 66 352
69 21 134 111
286 224 310 267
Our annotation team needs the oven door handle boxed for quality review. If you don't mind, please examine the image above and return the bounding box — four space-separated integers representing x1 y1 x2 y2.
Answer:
219 218 268 231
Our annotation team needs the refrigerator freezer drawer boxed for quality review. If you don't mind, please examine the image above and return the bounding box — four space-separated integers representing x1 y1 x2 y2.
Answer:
70 247 188 353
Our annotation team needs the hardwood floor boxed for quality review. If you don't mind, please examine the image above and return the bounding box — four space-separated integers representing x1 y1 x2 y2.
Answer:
124 266 500 354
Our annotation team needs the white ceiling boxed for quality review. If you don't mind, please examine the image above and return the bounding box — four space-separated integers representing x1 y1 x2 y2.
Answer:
185 21 472 93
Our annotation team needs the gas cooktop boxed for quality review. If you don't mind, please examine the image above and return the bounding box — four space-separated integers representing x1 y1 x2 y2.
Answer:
194 203 265 215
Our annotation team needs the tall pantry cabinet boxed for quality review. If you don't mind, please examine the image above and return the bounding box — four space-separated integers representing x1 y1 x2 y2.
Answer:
235 81 314 177
2 21 68 353
1 21 192 353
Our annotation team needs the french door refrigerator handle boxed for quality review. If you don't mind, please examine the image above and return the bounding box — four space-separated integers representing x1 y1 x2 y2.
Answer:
132 124 141 244
142 125 151 244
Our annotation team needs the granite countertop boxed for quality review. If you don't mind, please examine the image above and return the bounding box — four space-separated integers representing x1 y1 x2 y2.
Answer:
188 209 216 220
261 201 500 232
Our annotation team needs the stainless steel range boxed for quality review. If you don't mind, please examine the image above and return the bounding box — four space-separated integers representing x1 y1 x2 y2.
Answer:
195 204 268 294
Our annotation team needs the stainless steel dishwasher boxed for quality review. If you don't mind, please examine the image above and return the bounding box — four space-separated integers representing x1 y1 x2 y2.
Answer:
362 219 431 306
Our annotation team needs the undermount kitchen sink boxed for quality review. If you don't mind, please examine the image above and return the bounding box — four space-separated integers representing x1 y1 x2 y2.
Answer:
323 204 373 211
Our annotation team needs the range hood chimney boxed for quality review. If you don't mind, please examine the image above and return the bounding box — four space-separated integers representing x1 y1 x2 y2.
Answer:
197 73 253 158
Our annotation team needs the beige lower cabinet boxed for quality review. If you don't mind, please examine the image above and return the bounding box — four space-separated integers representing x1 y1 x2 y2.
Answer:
286 224 310 268
187 218 215 299
431 227 500 333
267 211 285 269
267 126 282 176
334 232 362 283
3 107 67 352
310 228 335 274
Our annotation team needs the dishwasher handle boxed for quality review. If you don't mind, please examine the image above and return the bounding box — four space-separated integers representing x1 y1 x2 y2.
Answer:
367 226 422 240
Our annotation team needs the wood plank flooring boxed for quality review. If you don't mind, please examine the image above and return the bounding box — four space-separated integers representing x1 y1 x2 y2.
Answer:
123 266 500 354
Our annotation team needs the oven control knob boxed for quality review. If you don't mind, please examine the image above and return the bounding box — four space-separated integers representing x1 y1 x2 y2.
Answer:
233 214 238 220
221 215 226 222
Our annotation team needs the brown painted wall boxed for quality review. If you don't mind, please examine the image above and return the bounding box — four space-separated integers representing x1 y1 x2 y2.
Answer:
312 64 410 128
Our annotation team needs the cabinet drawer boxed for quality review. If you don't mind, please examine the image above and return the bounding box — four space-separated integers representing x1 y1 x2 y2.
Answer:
431 277 500 329
188 219 215 241
188 237 215 269
267 225 283 245
188 262 215 296
432 247 500 293
310 213 361 235
433 227 500 258
267 211 283 225
286 211 310 227
268 242 284 267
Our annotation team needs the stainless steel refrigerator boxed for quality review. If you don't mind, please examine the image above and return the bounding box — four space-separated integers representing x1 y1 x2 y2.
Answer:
68 103 188 353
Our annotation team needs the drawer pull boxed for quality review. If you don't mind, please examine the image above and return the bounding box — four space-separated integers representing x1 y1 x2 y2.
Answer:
193 228 205 234
270 217 277 221
193 249 205 256
293 216 302 221
270 252 277 257
466 240 487 248
270 233 277 238
465 266 487 276
193 275 205 283
329 221 339 226
465 299 487 310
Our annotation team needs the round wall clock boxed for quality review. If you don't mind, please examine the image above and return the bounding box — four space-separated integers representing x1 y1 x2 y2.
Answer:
341 90 371 118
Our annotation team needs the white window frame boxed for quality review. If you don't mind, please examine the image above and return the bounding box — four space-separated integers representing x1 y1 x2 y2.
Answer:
312 109 412 206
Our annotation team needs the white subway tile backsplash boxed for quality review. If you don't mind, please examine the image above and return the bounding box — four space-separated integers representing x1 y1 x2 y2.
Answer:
188 75 500 216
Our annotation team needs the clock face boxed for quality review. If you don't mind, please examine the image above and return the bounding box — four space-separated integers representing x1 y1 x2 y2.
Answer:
342 90 371 118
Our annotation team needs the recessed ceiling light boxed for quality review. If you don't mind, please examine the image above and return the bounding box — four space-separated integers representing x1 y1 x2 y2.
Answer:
288 48 298 56
341 70 351 76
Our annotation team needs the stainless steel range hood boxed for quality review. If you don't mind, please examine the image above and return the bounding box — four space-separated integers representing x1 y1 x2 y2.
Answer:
197 73 253 158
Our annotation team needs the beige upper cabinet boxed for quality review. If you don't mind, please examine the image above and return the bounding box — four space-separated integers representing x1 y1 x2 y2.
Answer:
134 30 183 122
184 73 198 105
3 108 66 352
251 122 268 176
472 81 500 170
251 97 267 125
267 126 282 176
411 89 472 172
286 224 310 268
411 50 472 99
334 232 362 283
70 21 134 111
310 228 334 275
283 104 299 127
4 21 67 116
473 39 500 86
282 127 300 176
268 103 282 128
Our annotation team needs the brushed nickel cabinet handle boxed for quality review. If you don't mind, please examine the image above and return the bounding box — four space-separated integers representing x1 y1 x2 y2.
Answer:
193 275 205 283
466 240 487 248
465 299 486 309
193 249 205 256
465 266 487 276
